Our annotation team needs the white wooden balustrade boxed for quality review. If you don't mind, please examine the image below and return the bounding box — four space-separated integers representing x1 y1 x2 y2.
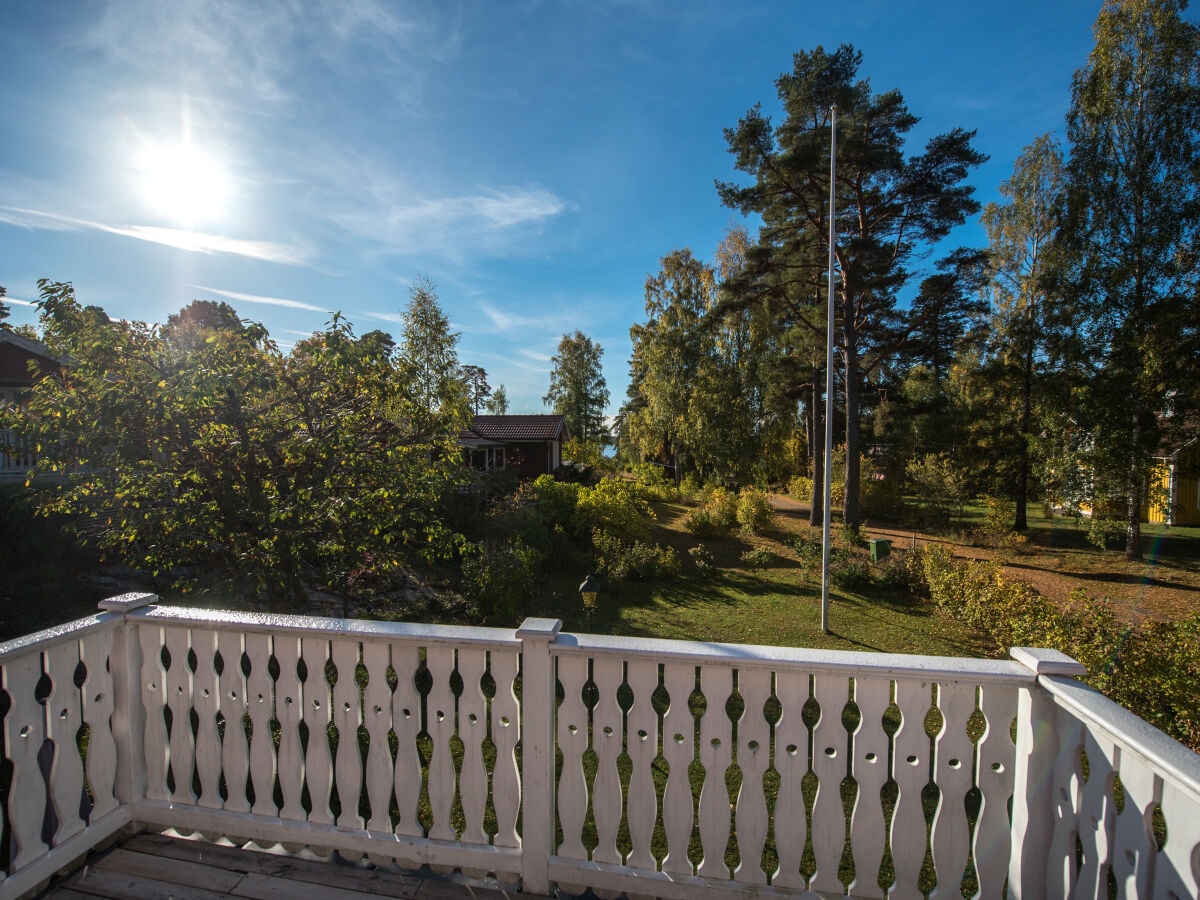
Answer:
0 594 1198 899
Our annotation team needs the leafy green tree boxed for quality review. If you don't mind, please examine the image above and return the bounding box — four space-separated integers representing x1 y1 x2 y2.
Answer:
1051 0 1200 557
976 134 1066 529
399 276 468 431
462 365 492 415
0 284 9 326
544 330 609 444
718 43 986 528
16 281 467 604
486 384 509 414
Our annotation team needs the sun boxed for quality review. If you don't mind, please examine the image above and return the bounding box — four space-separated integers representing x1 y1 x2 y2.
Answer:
136 140 230 228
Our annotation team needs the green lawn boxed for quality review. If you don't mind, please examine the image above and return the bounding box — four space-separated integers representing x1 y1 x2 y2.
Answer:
522 500 992 660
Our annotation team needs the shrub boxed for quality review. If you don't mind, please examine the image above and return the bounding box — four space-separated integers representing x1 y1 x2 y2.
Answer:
688 544 716 575
461 537 542 623
915 546 1200 751
684 487 739 536
789 534 823 570
906 453 969 527
830 556 872 590
593 529 681 581
527 474 584 532
575 477 653 543
873 551 925 595
787 475 814 499
705 487 739 528
740 546 775 570
736 488 775 534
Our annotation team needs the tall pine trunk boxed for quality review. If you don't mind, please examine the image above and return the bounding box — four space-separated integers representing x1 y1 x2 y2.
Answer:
843 327 861 531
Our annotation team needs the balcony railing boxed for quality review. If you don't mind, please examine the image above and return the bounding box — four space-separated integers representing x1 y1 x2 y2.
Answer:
1 594 1198 899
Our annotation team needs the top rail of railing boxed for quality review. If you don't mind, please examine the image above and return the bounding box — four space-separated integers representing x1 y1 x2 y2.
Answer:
556 629 1038 684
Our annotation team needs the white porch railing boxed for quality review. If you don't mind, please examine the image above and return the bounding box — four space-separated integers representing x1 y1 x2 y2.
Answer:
1 594 1198 899
0 429 36 477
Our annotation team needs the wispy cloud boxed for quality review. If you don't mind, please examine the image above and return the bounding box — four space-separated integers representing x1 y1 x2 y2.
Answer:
319 178 571 262
477 302 579 336
0 207 307 264
189 285 327 313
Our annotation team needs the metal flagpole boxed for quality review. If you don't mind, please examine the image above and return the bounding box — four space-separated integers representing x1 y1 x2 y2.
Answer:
821 105 837 635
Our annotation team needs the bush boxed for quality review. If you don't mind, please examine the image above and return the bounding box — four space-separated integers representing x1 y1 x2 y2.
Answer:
575 477 654 543
787 475 813 499
916 546 1200 752
527 474 584 533
830 556 872 590
461 537 542 623
593 529 680 581
688 544 716 575
906 453 969 527
684 487 739 536
736 488 774 534
740 546 775 570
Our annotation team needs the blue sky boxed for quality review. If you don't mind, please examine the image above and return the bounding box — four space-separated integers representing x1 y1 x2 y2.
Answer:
0 1 1126 414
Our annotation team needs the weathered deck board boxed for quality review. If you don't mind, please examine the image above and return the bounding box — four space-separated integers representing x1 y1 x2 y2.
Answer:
37 833 532 900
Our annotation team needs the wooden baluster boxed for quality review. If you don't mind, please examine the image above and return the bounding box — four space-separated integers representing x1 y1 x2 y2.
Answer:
2 651 48 870
810 673 849 894
850 675 891 899
660 662 695 879
273 634 304 821
489 649 521 850
216 630 250 814
734 667 771 886
929 682 975 898
556 653 590 862
80 629 118 820
140 624 169 802
1111 754 1161 899
1047 709 1085 897
390 643 423 838
624 659 660 874
361 641 393 836
331 638 364 830
973 684 1018 899
1157 779 1200 900
697 665 733 880
1076 729 1116 899
163 627 196 804
591 656 624 868
44 639 85 845
456 647 488 845
190 629 222 810
891 678 931 900
245 631 278 818
425 645 456 842
771 670 808 890
300 636 332 826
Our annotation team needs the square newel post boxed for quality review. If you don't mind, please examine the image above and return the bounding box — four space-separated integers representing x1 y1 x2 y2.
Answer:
99 593 157 807
1007 647 1087 899
516 617 562 897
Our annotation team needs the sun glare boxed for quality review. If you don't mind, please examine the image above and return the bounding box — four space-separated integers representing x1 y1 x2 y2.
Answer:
136 141 230 228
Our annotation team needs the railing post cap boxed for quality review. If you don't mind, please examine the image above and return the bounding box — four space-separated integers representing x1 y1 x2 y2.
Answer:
1010 646 1087 677
516 617 563 640
98 592 158 613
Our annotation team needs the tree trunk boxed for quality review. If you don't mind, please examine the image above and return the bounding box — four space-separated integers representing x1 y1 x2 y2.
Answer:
1014 327 1034 531
1125 409 1143 560
843 336 861 531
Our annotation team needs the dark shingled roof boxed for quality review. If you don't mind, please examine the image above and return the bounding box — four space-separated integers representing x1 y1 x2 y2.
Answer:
460 414 569 443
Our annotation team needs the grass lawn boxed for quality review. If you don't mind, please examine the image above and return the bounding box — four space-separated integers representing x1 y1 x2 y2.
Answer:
522 499 992 660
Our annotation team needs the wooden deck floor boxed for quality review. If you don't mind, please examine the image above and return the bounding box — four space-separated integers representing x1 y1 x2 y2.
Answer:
36 832 543 900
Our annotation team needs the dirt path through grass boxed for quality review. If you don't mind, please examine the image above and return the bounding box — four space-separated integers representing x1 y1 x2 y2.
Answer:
768 494 1200 623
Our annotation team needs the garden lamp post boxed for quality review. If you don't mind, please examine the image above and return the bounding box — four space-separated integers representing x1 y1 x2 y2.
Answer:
579 573 600 632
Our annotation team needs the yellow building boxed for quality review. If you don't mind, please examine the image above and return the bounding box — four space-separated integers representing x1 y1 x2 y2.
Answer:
1145 439 1200 526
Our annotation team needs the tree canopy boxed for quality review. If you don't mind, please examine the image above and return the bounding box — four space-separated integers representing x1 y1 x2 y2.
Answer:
717 43 986 527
